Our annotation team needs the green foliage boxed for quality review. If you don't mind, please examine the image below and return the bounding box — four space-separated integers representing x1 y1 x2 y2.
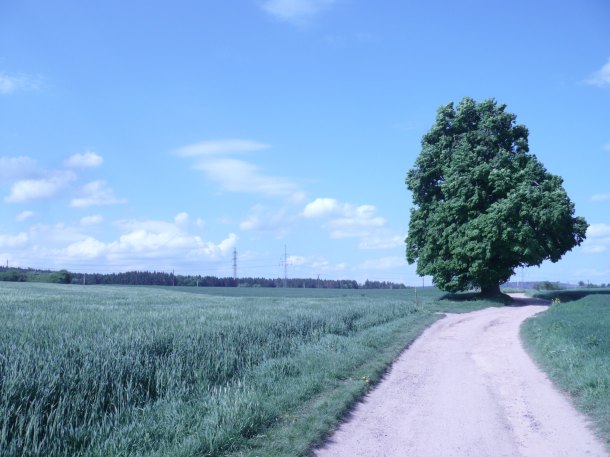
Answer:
406 97 587 294
533 281 562 291
522 294 610 446
49 269 72 284
0 269 27 282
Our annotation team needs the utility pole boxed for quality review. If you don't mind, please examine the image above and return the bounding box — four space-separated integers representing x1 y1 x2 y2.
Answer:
172 269 175 287
83 273 86 285
317 274 320 289
282 245 288 288
520 267 525 289
233 248 237 281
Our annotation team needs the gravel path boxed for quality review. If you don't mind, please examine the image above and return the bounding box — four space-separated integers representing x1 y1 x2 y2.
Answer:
314 295 608 457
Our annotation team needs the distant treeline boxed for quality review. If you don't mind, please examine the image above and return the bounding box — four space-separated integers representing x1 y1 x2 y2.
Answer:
0 267 406 289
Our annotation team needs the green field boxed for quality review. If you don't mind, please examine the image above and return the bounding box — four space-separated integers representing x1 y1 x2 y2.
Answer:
0 282 501 456
521 290 610 447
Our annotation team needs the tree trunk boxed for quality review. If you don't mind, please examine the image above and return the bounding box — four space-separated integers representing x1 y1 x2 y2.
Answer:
480 282 501 297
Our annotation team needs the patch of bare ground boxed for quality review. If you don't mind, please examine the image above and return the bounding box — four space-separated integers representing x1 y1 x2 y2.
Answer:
314 295 608 457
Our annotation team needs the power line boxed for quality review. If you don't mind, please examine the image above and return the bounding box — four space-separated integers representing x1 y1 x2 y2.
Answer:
279 245 289 288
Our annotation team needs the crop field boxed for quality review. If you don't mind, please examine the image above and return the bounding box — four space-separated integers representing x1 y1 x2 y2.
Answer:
0 282 500 456
521 290 610 447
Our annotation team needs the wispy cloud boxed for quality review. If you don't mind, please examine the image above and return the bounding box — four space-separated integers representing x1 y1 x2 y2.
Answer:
64 151 104 168
174 139 270 157
260 0 337 25
70 180 126 208
584 57 610 87
16 211 35 222
80 214 104 226
0 156 39 182
240 204 291 232
0 232 28 248
582 223 610 254
195 158 301 198
5 171 76 203
0 72 42 95
591 193 610 202
177 139 304 200
358 256 406 271
358 233 404 250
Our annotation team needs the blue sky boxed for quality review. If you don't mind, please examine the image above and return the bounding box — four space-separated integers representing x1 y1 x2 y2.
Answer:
1 0 609 285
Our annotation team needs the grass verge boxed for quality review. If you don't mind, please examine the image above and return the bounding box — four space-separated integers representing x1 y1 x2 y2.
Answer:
521 292 610 449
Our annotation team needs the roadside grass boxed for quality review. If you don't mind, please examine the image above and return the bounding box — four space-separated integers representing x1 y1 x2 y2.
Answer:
1 283 498 456
521 292 610 448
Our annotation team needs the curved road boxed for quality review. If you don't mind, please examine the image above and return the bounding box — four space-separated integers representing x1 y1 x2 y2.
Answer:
315 295 608 457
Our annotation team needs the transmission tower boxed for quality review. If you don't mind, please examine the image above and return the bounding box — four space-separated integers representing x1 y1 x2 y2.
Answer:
233 248 237 281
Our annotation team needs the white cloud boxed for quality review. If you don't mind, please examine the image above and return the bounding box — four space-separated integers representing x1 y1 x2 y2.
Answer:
260 0 336 24
16 210 35 222
5 171 75 203
311 258 348 272
177 139 304 201
0 156 38 182
174 212 189 225
240 205 290 232
591 193 610 202
287 255 307 266
359 256 406 271
174 139 270 157
195 217 207 229
585 57 610 87
583 244 607 254
109 218 237 259
66 237 107 258
358 233 404 250
303 197 341 218
582 223 610 254
0 232 28 248
0 72 42 95
587 223 610 238
70 180 126 208
195 158 300 198
302 197 395 245
80 214 104 226
328 204 386 239
64 151 104 168
45 216 239 268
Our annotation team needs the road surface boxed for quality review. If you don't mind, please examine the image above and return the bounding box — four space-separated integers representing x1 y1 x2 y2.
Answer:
315 295 608 457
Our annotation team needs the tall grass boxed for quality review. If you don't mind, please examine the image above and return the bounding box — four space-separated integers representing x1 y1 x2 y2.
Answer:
521 293 610 448
0 283 454 456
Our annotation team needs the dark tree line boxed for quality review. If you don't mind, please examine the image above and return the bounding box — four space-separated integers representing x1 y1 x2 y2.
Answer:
78 271 405 289
0 266 406 289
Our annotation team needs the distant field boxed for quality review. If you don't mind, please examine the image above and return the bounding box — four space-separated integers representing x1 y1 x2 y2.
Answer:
521 290 610 447
0 283 499 456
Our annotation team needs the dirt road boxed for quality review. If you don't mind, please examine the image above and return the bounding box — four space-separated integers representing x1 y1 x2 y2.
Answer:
315 295 608 457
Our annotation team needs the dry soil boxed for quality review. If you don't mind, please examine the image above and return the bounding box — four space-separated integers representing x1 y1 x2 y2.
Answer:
314 294 608 457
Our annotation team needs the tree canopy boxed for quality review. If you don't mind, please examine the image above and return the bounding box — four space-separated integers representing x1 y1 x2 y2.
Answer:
405 97 588 295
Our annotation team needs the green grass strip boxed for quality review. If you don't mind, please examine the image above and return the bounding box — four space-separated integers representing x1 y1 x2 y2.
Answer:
521 292 610 449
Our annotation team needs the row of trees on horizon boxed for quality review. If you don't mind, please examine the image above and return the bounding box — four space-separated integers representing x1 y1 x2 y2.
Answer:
0 266 407 289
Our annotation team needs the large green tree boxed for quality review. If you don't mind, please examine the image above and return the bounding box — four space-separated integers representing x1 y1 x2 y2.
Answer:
406 97 588 296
